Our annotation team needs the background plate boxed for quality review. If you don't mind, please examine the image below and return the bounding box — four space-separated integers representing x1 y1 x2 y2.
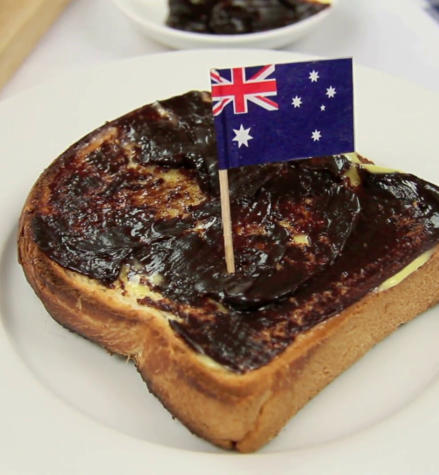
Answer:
112 0 335 49
1 49 439 474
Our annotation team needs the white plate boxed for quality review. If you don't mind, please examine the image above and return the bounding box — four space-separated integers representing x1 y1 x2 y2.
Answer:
112 0 335 49
1 50 439 474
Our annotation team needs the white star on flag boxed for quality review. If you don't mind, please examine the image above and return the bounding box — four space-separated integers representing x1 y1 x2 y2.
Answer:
320 104 326 111
311 130 322 142
309 70 319 82
326 86 336 98
291 96 302 108
233 124 253 148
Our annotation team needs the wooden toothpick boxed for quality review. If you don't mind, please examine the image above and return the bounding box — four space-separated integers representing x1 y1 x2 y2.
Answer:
219 169 235 274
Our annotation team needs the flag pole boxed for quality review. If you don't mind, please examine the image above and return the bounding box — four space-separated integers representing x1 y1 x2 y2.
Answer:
219 169 235 274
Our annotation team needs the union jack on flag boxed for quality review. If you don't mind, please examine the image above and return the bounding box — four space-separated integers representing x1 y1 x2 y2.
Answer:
210 58 355 170
211 65 278 116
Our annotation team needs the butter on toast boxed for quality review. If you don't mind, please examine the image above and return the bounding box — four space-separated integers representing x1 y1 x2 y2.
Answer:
18 91 439 452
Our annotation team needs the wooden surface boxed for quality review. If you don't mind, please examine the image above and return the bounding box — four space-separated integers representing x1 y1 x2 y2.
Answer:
0 0 71 90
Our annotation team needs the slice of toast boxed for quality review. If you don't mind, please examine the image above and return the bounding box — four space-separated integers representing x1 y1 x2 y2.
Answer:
18 91 439 452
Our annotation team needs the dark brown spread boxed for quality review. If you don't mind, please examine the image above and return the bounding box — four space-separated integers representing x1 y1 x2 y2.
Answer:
166 0 329 35
31 91 439 373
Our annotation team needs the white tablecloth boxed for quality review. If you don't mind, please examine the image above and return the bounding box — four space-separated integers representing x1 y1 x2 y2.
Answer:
1 0 438 100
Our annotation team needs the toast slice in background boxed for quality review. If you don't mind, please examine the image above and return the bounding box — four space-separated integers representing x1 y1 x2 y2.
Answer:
18 91 439 452
166 0 330 34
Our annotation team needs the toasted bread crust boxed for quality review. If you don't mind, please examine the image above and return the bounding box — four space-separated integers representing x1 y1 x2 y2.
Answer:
18 167 439 451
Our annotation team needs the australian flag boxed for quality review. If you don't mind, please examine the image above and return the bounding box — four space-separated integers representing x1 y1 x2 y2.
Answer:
210 58 354 170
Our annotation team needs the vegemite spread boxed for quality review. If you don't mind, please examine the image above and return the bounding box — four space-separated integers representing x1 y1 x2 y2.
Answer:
31 91 439 373
166 0 329 35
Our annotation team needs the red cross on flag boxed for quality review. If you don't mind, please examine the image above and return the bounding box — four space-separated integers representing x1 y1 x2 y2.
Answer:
210 65 279 116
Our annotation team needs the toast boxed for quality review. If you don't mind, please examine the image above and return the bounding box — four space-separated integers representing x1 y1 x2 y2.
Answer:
18 91 439 452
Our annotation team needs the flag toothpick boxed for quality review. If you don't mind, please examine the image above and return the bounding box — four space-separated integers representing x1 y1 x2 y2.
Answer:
210 58 354 275
219 169 235 274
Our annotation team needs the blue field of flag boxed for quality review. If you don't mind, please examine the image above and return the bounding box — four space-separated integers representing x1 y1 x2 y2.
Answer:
210 58 355 170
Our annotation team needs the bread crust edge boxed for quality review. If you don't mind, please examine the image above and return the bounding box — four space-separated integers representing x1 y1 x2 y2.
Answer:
18 171 439 453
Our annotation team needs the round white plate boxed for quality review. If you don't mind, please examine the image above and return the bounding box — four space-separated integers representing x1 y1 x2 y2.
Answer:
1 50 439 474
112 0 335 49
